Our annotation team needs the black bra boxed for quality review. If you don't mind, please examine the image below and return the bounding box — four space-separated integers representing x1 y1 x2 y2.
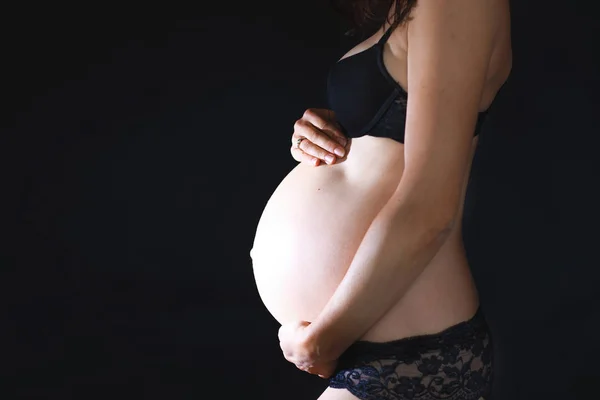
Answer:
326 24 488 144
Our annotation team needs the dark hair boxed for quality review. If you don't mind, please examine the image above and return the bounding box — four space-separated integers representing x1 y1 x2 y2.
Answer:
330 0 418 38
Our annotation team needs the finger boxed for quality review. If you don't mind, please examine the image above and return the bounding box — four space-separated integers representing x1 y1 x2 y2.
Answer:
294 120 346 160
294 115 347 153
292 126 340 165
290 145 321 166
323 109 348 146
280 346 296 364
307 360 337 378
307 366 332 378
298 136 340 165
291 135 331 164
303 109 347 146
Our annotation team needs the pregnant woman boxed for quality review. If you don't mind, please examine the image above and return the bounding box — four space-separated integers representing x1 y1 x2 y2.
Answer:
251 0 511 399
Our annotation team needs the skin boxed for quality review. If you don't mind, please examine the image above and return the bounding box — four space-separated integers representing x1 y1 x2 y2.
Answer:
279 0 512 397
290 108 348 166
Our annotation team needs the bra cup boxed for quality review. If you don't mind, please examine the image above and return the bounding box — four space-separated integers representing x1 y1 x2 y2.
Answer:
326 26 488 143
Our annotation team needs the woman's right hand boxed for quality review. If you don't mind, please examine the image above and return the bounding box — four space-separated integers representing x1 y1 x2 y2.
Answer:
291 108 348 166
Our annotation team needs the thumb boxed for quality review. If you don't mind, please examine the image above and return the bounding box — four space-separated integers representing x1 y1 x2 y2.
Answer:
309 360 337 379
278 320 311 340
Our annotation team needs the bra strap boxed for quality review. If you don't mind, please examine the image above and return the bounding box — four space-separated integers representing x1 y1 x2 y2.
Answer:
377 24 396 46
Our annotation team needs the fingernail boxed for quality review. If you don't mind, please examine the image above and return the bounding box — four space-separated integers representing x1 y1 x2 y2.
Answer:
340 138 347 146
334 148 345 157
325 155 335 164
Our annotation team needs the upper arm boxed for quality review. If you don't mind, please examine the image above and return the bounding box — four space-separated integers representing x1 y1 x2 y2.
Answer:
396 0 498 222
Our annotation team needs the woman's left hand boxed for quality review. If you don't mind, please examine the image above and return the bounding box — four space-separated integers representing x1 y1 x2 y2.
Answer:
278 321 338 379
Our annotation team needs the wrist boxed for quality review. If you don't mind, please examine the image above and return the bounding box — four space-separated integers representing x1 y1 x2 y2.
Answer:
304 321 348 362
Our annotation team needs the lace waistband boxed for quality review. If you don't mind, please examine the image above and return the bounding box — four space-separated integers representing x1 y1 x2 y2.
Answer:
337 307 488 366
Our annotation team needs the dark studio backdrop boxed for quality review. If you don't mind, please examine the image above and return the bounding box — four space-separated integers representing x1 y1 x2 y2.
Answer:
3 1 599 399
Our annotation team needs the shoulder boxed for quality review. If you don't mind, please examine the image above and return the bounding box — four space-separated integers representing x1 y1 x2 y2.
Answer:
403 0 503 85
405 0 504 38
386 0 507 55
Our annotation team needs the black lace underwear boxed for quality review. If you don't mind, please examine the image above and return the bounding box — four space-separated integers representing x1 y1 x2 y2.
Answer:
329 308 493 400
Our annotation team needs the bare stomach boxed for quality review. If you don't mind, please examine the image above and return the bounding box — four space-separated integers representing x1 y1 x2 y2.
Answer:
250 136 479 341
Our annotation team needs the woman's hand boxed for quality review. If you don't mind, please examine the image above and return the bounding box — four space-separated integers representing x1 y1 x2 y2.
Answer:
291 108 348 166
278 320 338 379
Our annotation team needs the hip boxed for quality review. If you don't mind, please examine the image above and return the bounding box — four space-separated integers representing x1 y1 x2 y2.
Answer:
330 307 493 400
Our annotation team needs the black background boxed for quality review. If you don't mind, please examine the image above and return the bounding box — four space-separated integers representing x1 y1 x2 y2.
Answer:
3 1 599 399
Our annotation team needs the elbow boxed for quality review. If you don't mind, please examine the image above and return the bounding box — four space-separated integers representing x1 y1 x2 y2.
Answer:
422 211 455 245
394 200 457 246
430 201 458 235
436 209 458 235
437 216 456 242
415 212 455 254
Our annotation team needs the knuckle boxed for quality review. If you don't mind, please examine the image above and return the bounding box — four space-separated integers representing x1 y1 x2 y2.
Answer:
303 140 315 152
328 138 342 152
321 119 333 130
318 148 331 160
304 143 320 158
322 120 342 137
310 135 330 151
305 142 324 158
295 120 310 136
303 129 316 142
303 108 315 119
321 143 335 154
293 119 304 131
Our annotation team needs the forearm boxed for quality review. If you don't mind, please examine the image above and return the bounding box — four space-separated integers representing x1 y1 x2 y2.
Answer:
306 194 454 360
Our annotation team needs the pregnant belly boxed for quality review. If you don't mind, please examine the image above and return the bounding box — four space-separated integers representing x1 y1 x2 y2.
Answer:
250 158 402 325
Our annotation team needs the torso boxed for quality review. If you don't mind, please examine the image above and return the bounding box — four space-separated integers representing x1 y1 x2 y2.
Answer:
251 0 512 341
